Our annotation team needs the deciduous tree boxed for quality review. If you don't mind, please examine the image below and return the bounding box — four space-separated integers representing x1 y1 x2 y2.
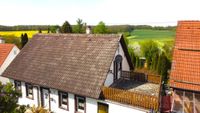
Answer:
93 21 107 34
74 18 84 33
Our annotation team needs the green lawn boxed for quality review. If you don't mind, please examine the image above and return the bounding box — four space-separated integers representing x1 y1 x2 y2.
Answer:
127 29 175 47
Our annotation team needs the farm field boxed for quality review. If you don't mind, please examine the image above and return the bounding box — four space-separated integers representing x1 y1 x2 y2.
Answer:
0 30 48 38
126 29 175 47
127 29 175 43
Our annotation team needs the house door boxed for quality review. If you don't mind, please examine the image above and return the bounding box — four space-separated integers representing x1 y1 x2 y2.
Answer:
98 103 108 113
41 88 50 110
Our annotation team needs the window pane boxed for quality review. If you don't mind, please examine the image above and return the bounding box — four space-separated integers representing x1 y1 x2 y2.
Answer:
184 91 193 102
183 101 194 113
173 100 183 113
195 93 200 103
175 90 183 101
78 97 85 110
195 102 200 113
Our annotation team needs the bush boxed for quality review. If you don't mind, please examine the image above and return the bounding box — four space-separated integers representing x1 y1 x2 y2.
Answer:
0 82 21 113
1 35 21 49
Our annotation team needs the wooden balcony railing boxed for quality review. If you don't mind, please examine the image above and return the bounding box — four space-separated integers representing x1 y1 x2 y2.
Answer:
121 71 161 84
102 86 159 111
147 74 161 84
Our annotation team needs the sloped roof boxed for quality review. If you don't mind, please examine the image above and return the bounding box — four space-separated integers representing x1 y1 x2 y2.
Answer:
2 34 132 99
170 21 200 91
0 44 14 67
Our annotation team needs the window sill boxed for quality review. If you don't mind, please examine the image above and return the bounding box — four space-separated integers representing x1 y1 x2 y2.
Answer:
59 106 68 111
26 96 34 100
75 111 85 113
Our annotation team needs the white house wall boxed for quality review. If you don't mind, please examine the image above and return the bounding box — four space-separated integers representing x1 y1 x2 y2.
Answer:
50 89 75 113
10 81 39 106
85 98 147 113
102 100 147 113
104 43 130 86
10 79 145 113
0 46 20 84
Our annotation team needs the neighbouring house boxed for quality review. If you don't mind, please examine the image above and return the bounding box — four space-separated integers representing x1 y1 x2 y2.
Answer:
2 34 160 113
0 43 20 84
170 21 200 113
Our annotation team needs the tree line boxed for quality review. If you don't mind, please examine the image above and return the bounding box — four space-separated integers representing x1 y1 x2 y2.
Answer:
0 21 176 33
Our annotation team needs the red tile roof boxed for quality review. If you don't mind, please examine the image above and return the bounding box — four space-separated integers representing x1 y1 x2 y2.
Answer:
0 44 14 67
170 21 200 91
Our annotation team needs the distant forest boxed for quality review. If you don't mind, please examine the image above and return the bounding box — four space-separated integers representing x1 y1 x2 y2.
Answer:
0 25 176 33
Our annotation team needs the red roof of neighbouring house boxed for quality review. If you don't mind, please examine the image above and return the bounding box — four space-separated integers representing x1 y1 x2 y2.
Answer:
170 21 200 91
0 44 14 67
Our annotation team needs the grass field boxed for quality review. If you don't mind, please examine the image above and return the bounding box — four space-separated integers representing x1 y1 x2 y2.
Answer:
127 29 175 47
0 30 48 38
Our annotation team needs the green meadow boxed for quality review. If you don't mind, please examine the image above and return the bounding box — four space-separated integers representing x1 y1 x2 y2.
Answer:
126 29 175 47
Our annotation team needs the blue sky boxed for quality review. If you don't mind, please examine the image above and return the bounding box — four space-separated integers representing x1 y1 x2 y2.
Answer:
1 0 200 26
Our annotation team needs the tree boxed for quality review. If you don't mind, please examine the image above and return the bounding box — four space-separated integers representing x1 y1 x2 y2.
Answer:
162 41 174 61
73 18 84 33
47 28 50 33
93 21 107 34
38 28 42 33
140 40 160 69
157 52 171 83
50 25 60 33
21 33 28 48
61 21 72 33
0 82 21 113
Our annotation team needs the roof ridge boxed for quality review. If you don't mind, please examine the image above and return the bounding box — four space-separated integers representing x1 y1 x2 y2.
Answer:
34 33 121 38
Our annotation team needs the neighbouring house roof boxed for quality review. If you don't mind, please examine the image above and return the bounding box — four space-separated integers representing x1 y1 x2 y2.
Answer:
170 21 200 91
0 44 15 67
2 34 133 99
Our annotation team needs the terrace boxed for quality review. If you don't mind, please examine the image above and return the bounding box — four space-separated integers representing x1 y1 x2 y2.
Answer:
102 71 161 111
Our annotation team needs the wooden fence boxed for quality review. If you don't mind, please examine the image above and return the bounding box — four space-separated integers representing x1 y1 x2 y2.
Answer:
147 74 161 84
102 86 159 111
121 71 161 84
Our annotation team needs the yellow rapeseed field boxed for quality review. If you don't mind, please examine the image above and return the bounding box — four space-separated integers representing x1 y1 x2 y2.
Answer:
0 30 48 38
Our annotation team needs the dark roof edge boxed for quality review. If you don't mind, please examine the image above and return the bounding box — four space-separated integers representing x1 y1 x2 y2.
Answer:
120 35 134 70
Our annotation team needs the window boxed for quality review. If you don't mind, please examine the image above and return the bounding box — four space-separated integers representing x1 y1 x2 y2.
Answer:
59 91 68 110
14 80 21 92
114 55 122 81
98 102 108 113
75 95 85 113
25 83 33 99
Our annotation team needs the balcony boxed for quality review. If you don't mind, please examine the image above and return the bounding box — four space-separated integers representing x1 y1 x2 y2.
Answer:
102 71 161 111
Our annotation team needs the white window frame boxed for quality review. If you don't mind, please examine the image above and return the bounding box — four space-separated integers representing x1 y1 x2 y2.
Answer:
59 91 68 110
25 83 33 99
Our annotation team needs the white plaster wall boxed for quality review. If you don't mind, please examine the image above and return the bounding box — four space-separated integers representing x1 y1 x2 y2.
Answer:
50 89 75 113
9 79 145 113
0 46 20 84
86 98 98 113
82 98 147 113
104 43 130 86
101 100 147 113
14 81 39 107
104 73 113 87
